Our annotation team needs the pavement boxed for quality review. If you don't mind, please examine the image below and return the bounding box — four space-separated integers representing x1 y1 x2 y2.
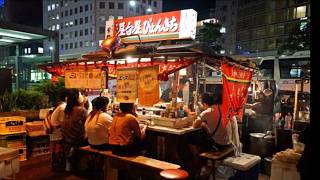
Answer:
11 154 270 180
15 155 90 180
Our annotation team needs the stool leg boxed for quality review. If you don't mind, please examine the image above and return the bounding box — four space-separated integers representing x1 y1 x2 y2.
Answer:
212 160 216 180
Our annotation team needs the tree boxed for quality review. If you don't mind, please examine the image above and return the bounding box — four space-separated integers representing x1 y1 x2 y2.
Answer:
197 22 223 52
278 21 310 55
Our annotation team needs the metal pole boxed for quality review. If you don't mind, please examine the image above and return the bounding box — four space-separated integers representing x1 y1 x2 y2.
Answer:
15 45 19 90
194 63 199 113
172 71 180 109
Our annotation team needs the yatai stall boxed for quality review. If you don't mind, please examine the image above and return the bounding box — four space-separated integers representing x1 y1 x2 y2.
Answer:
38 9 258 165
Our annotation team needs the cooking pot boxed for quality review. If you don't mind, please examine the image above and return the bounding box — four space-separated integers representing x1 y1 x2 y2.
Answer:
249 133 275 157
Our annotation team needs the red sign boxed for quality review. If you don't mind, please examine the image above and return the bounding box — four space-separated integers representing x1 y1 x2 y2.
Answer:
105 9 197 43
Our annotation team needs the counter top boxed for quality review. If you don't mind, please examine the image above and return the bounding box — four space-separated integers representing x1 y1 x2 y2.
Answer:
146 125 199 135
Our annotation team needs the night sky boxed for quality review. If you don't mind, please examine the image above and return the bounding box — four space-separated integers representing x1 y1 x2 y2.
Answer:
5 0 43 27
7 0 215 27
163 0 215 20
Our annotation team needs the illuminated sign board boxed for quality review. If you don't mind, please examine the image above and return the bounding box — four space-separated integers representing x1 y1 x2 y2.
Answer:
105 9 197 43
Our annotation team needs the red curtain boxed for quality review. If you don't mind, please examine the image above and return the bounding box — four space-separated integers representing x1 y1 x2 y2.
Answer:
221 62 253 128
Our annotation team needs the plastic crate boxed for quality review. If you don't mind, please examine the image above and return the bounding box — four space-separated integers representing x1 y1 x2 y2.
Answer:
0 116 26 135
27 135 50 158
0 133 26 148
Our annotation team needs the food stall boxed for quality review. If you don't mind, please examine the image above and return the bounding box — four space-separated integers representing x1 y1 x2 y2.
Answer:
38 9 261 178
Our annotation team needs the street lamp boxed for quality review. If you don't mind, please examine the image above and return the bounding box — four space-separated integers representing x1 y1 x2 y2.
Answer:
146 7 152 13
129 0 136 7
49 46 54 62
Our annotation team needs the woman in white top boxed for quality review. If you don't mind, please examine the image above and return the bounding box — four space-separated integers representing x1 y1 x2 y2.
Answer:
85 96 112 150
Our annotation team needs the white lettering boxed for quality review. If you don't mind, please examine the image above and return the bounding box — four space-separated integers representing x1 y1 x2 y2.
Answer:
118 22 126 36
170 16 178 32
162 18 170 32
125 22 134 35
142 20 150 34
117 15 180 36
132 20 142 34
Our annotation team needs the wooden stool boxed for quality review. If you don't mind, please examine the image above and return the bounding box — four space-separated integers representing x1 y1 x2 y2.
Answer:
199 147 234 180
160 169 189 179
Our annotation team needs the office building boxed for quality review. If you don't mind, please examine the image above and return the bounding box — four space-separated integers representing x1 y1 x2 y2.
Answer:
210 0 238 55
43 0 162 60
235 0 310 57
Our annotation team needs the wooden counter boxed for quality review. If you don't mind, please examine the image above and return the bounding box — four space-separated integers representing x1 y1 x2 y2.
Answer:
146 125 198 135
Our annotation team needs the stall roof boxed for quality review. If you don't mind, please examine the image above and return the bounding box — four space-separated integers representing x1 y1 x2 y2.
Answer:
38 42 257 78
0 21 57 46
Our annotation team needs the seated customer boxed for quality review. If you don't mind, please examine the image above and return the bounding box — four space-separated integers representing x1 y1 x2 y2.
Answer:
61 88 88 147
188 92 232 179
85 96 112 151
108 103 147 156
192 92 232 150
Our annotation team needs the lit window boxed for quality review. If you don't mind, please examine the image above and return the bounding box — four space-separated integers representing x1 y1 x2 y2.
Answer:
70 21 74 25
28 48 31 54
220 27 226 33
91 41 95 46
296 6 306 18
52 4 55 10
48 5 51 11
56 24 60 30
85 41 90 47
38 47 44 54
65 22 69 27
220 50 225 54
52 25 56 30
109 16 114 20
24 48 27 54
300 21 307 30
118 16 123 19
56 14 59 20
56 3 59 7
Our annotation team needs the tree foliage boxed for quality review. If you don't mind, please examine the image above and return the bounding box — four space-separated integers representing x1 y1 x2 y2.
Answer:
197 22 223 51
278 21 310 55
31 77 65 106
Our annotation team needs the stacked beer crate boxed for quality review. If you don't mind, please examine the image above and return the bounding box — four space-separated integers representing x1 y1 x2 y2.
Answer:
0 116 27 161
25 121 50 158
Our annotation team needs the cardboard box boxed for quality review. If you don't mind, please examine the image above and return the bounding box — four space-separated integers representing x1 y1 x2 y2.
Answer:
270 159 300 180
